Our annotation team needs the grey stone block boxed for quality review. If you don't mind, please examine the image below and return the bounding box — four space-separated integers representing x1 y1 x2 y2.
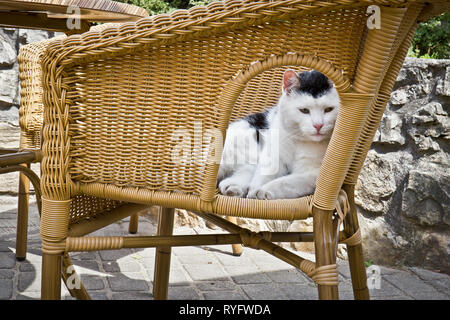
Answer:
409 267 448 281
241 283 287 300
18 272 41 292
168 286 201 300
98 249 134 261
0 269 14 279
112 291 153 300
406 290 449 300
429 278 450 296
107 273 150 292
214 252 252 266
0 279 13 299
279 283 317 300
195 280 238 292
145 268 191 286
224 266 271 284
80 275 105 290
202 290 246 300
384 271 441 293
266 269 309 283
102 261 141 273
0 251 16 269
183 264 228 281
177 252 218 265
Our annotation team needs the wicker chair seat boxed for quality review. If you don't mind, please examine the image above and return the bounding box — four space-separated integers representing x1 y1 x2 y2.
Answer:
17 0 448 300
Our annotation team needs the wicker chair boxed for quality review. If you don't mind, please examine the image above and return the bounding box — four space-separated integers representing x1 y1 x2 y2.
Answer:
36 0 448 300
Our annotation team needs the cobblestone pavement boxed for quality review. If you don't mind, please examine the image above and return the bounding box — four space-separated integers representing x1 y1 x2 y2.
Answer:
0 196 448 300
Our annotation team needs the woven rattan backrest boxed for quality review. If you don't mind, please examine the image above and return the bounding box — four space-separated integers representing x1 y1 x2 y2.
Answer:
63 4 367 201
18 38 58 150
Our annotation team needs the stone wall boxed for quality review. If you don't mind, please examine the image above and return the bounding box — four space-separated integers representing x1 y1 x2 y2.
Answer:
355 58 449 274
0 28 448 274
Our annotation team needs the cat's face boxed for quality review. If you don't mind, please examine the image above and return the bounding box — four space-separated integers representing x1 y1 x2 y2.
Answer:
278 69 340 142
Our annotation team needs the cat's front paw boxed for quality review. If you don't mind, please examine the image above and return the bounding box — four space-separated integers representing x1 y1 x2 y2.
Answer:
247 188 275 200
219 179 248 198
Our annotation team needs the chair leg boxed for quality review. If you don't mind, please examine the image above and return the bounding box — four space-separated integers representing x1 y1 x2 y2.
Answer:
153 207 175 300
343 184 370 300
41 253 62 300
16 166 30 261
313 207 339 300
128 213 139 234
226 216 243 256
62 253 91 300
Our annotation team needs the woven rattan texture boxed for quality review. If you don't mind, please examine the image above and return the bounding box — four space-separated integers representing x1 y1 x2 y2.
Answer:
64 6 367 198
18 38 57 150
38 0 448 213
18 26 125 225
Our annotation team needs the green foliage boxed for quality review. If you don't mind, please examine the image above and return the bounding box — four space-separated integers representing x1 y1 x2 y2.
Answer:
364 259 373 268
116 0 215 15
408 13 449 59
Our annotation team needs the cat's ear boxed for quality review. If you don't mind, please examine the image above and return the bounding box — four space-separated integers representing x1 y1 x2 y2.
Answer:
327 77 335 88
282 69 300 95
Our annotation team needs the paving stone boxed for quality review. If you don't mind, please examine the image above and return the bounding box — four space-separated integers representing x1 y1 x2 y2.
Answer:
224 266 271 284
372 295 414 300
202 290 247 300
98 249 135 261
16 292 41 300
172 246 208 257
183 264 228 281
266 269 309 283
79 275 106 290
384 271 442 294
409 267 448 281
145 268 191 286
280 283 318 300
17 272 41 292
18 262 39 272
111 291 153 300
88 292 109 300
338 289 355 300
70 252 98 261
1 200 448 301
0 269 14 279
0 279 13 299
195 280 239 292
405 290 449 300
134 248 155 259
168 286 201 300
72 260 100 272
337 262 352 279
241 283 287 300
428 278 450 296
214 252 253 266
103 261 141 273
0 251 16 269
177 252 218 265
107 273 150 292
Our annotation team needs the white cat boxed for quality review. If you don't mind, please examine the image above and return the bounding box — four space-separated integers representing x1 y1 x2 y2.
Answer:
217 69 340 200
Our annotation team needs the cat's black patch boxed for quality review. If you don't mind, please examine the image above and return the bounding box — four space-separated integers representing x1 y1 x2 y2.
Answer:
245 110 269 131
297 70 332 98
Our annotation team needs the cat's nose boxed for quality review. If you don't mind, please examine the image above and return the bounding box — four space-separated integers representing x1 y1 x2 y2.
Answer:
313 123 323 133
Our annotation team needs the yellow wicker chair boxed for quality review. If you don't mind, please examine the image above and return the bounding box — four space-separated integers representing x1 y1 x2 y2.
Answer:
37 0 448 300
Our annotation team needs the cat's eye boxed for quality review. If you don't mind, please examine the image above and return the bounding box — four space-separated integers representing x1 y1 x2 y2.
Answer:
324 107 334 113
299 108 310 114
